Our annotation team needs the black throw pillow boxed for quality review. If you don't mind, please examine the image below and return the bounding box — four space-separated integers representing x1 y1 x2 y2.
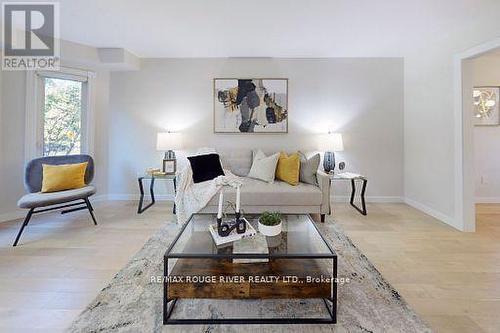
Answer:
187 153 225 183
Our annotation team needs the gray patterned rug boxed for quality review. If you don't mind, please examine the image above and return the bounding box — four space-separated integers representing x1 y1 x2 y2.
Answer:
67 220 432 333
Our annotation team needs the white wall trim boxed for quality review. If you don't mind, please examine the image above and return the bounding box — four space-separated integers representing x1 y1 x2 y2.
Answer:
24 67 96 162
475 197 500 204
96 194 403 203
404 197 459 230
91 194 109 202
24 71 43 162
0 196 449 224
94 194 401 203
0 194 174 223
457 38 500 60
0 210 26 223
84 71 96 156
92 194 175 202
333 195 403 203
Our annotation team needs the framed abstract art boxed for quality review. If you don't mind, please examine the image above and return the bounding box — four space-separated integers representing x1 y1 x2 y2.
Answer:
213 78 288 133
473 86 500 126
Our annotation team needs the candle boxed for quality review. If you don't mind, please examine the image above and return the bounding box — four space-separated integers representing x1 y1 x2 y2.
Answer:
236 185 240 213
217 190 223 219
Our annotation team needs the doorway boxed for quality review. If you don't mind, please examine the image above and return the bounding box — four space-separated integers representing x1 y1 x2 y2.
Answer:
456 38 500 231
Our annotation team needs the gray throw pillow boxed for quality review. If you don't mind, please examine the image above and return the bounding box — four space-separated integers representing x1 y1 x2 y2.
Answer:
298 152 320 185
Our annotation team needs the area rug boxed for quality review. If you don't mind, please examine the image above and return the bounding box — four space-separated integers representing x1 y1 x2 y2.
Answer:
66 220 432 333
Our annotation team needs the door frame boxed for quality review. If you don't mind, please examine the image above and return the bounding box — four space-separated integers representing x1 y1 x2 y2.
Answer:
454 37 500 232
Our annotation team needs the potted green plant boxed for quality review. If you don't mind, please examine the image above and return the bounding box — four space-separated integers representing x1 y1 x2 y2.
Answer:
258 211 282 236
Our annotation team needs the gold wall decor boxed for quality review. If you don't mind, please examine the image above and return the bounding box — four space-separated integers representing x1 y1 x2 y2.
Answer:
473 87 500 126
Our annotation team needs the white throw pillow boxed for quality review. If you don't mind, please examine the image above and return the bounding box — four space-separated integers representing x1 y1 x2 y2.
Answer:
247 150 280 183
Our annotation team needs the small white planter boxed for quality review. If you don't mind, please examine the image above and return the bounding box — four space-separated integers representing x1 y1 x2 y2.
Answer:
258 220 282 236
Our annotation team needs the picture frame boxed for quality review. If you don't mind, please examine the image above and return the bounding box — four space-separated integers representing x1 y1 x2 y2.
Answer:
162 158 176 175
213 78 288 134
473 86 500 126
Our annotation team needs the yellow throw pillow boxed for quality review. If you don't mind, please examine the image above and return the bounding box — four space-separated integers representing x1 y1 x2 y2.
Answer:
275 152 300 186
41 162 88 193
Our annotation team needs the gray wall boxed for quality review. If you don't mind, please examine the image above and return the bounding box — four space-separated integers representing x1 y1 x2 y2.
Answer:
108 58 404 200
0 56 405 218
0 63 3 215
0 39 112 219
0 71 26 219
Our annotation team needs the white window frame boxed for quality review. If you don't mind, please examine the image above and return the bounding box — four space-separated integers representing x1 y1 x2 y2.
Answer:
25 67 96 161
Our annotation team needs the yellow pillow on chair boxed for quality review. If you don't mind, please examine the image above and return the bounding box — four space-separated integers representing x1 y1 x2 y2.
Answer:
41 162 88 193
275 152 300 186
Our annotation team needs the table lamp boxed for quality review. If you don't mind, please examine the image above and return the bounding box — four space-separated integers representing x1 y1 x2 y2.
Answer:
323 132 343 173
157 132 182 173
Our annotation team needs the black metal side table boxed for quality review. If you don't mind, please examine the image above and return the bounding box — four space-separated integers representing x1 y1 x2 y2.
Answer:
137 173 177 214
330 172 367 216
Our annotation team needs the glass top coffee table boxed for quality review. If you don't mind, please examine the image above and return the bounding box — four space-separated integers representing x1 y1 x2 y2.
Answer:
163 213 337 325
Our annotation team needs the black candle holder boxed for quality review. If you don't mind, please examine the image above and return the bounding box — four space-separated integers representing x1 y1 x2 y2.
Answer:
217 212 246 237
235 212 246 234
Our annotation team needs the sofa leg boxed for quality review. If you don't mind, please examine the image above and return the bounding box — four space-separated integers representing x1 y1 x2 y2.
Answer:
84 198 98 226
13 208 34 247
321 214 326 223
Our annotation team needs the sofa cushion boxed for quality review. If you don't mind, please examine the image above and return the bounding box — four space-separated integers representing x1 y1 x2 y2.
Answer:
207 177 322 207
217 150 252 176
18 185 96 209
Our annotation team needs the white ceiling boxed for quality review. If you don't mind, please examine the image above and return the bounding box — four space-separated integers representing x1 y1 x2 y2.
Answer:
11 0 500 58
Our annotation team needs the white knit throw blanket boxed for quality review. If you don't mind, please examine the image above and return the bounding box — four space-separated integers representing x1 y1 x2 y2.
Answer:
174 162 242 225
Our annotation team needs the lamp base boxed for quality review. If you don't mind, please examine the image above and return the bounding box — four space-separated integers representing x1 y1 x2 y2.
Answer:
162 150 176 173
323 151 336 173
164 150 176 159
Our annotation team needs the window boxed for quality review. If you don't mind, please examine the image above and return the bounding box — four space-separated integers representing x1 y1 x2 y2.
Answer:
25 67 94 160
43 77 84 156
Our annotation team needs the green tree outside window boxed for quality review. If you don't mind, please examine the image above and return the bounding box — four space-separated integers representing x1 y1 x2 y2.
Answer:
43 78 83 156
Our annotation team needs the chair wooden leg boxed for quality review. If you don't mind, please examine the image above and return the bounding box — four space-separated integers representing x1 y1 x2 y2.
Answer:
13 208 34 247
84 198 98 225
321 214 326 223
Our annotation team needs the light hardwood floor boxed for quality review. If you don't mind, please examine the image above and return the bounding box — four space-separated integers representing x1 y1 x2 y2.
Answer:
334 203 500 333
0 201 498 332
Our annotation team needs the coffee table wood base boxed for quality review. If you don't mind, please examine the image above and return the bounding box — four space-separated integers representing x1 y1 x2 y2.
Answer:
168 258 331 299
164 257 337 325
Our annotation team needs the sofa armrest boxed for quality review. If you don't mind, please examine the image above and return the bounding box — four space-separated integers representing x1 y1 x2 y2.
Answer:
316 170 331 215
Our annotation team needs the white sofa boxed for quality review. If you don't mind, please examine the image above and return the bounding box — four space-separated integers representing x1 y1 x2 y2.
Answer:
198 150 331 221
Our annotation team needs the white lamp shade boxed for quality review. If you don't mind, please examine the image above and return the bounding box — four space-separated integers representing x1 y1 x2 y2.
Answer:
156 132 182 151
327 132 344 152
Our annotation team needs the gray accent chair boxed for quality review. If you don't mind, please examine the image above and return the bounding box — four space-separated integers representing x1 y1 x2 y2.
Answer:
13 154 97 246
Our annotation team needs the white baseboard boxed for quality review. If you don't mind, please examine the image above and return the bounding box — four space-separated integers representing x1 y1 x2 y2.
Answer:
475 197 500 203
0 210 26 223
0 194 175 224
404 197 461 230
332 195 403 203
93 194 175 201
99 194 399 204
0 194 459 232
